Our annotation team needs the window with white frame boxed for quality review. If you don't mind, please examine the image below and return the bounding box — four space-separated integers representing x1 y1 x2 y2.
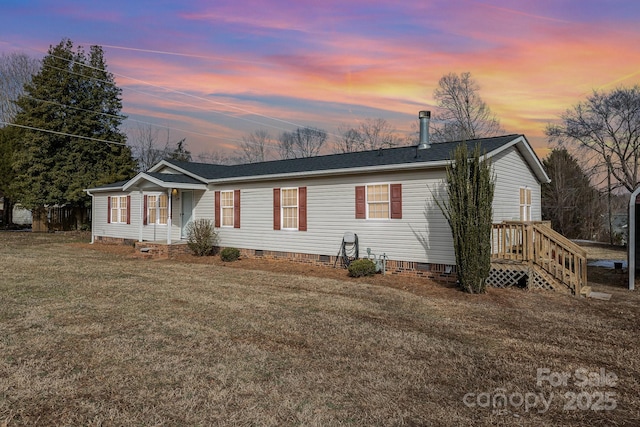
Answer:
520 187 532 221
281 188 298 229
158 194 168 224
367 184 390 219
147 194 169 225
110 195 128 223
221 190 234 227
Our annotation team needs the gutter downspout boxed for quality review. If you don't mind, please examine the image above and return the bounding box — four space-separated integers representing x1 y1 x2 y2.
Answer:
85 190 95 244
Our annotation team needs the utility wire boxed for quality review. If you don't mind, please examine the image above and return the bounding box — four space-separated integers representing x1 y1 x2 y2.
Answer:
0 120 127 146
40 50 338 137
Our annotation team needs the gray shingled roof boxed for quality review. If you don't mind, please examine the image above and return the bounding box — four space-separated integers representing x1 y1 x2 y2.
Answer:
145 172 204 184
87 180 130 190
165 134 522 180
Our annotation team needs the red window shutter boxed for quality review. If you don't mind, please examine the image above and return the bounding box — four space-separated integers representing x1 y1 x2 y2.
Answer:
214 191 221 228
298 186 307 231
390 184 402 219
107 196 111 223
355 186 366 219
126 195 131 224
234 189 241 229
273 188 281 230
143 195 148 225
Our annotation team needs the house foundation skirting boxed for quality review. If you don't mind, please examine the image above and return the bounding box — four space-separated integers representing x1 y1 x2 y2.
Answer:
92 237 457 283
235 247 457 283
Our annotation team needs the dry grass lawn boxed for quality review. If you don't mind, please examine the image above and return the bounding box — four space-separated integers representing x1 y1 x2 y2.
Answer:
0 232 639 426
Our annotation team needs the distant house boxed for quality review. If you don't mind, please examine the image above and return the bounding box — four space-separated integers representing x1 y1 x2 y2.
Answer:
86 118 550 282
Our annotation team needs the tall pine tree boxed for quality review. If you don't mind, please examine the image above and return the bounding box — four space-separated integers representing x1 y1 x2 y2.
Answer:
12 38 136 215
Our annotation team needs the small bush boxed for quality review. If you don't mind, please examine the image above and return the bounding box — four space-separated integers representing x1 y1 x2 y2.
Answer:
348 258 377 277
220 247 240 262
186 219 217 256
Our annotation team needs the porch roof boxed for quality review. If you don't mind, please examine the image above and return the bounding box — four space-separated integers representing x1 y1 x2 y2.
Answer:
122 172 207 191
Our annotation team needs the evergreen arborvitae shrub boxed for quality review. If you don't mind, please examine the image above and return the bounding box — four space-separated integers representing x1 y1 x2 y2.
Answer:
348 259 377 277
220 247 240 262
437 143 495 294
186 219 217 256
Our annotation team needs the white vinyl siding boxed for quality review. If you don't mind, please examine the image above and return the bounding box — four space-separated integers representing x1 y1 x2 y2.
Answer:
491 146 542 221
213 169 455 265
93 192 139 240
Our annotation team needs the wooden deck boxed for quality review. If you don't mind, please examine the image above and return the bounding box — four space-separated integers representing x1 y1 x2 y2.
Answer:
490 221 587 296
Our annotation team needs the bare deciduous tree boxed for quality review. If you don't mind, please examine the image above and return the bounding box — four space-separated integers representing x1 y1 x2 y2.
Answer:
129 124 191 170
278 127 327 159
0 52 41 124
335 118 398 153
335 125 363 153
196 150 232 165
129 124 171 171
432 72 502 143
546 85 640 193
239 129 271 163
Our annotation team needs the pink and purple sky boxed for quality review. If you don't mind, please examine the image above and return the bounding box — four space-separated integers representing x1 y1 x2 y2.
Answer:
2 0 640 160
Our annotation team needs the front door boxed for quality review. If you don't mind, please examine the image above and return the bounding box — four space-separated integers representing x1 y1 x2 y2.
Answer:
181 191 193 239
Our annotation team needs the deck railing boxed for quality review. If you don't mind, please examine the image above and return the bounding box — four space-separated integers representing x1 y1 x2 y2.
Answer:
491 221 587 294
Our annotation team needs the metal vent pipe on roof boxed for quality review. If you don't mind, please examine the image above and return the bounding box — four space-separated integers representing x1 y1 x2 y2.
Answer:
418 110 431 149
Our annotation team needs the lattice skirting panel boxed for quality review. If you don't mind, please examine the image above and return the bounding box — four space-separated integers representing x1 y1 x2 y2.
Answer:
529 270 556 291
487 265 528 288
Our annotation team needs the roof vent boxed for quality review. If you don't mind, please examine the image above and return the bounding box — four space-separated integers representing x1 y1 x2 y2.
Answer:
418 110 431 150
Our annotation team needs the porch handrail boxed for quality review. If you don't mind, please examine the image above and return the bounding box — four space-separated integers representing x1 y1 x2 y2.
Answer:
491 221 587 295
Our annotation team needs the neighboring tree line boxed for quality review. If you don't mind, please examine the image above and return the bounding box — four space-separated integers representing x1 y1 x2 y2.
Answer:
544 85 640 244
0 39 136 229
0 39 195 229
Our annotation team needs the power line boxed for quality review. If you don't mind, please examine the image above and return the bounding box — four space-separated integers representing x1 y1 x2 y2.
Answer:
22 94 245 144
31 43 347 140
0 121 127 146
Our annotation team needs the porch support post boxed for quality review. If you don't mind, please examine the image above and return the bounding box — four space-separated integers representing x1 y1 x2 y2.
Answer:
138 189 143 242
167 188 172 245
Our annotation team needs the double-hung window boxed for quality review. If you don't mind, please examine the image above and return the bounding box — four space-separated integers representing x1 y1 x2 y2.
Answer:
221 191 234 227
367 184 390 219
109 195 129 224
145 194 168 225
281 188 298 230
355 184 402 220
214 190 240 228
273 187 307 231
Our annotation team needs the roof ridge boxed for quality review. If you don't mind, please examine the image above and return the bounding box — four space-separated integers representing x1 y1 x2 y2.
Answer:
168 133 523 168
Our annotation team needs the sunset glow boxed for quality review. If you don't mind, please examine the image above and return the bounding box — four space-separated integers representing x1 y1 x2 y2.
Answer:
2 0 640 159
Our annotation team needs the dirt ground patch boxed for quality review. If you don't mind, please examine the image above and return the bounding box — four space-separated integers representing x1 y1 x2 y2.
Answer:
2 232 638 426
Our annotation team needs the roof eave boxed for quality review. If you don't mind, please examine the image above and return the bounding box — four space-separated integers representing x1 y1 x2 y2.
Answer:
147 159 210 181
84 185 125 193
205 160 452 184
122 172 207 191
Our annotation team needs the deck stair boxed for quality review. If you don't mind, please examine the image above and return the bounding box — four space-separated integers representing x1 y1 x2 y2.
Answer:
489 221 587 296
